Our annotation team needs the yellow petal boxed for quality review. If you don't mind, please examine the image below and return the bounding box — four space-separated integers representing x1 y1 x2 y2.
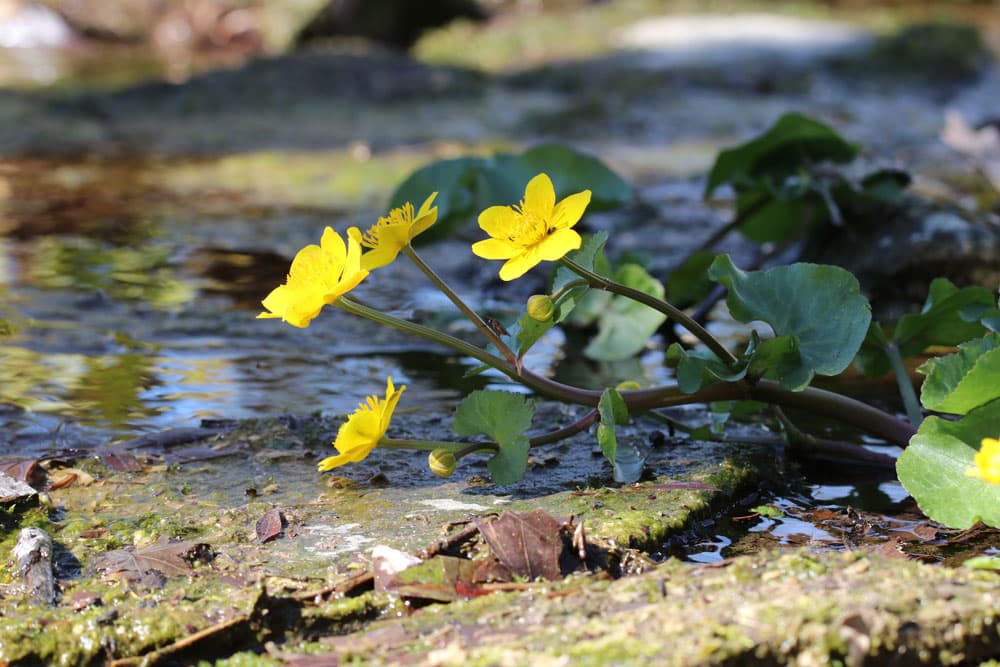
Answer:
320 226 347 264
410 207 438 240
499 247 543 281
416 192 438 219
552 190 592 230
478 205 517 238
472 238 521 260
523 173 556 220
317 453 352 471
536 228 582 261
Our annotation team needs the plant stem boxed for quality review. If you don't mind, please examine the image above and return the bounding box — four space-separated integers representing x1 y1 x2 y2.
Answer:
529 409 599 447
336 297 508 370
885 342 923 428
379 437 491 453
403 246 518 365
560 257 740 368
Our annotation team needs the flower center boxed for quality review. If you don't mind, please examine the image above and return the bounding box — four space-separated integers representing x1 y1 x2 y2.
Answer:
363 203 415 248
507 203 553 246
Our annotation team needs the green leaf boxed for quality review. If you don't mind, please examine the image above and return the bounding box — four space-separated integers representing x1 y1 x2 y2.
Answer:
390 157 487 241
583 264 668 361
896 279 992 353
736 190 823 243
918 333 1000 415
751 505 785 519
598 387 644 483
391 145 631 243
706 112 859 196
597 387 629 465
897 398 1000 529
666 251 718 309
708 255 871 390
666 343 748 394
964 555 1000 570
749 335 812 391
453 390 535 485
493 144 632 211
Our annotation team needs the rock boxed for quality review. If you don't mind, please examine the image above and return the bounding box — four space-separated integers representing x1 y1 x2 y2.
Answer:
805 202 1000 318
294 0 487 51
0 471 37 507
0 0 72 48
13 527 57 605
942 110 1000 193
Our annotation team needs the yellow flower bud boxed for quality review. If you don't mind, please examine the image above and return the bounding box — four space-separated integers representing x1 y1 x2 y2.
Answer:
428 450 458 478
526 294 555 322
616 380 641 391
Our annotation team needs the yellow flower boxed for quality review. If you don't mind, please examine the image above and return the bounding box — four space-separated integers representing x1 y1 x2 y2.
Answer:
966 437 1000 485
258 226 368 328
472 173 592 281
357 192 438 270
317 377 406 471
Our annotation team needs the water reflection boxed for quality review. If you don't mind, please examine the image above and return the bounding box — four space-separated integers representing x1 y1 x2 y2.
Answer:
0 158 494 454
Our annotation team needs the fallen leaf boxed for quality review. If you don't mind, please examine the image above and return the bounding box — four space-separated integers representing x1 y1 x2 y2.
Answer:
474 510 567 581
0 458 42 485
255 509 285 543
97 449 143 473
94 537 214 584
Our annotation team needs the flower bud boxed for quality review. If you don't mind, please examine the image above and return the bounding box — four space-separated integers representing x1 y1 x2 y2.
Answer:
526 294 555 322
428 450 457 478
616 380 641 391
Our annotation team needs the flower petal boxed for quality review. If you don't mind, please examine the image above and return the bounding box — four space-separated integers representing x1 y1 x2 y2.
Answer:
472 238 521 260
416 192 438 219
320 226 347 264
523 173 556 220
499 247 543 281
478 205 517 238
551 190 592 230
536 228 582 261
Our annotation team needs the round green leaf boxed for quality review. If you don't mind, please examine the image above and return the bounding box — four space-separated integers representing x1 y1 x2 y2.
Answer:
708 256 871 390
918 334 1000 415
897 398 1000 529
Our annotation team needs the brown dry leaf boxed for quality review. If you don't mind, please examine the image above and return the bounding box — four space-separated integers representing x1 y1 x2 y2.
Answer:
256 509 285 544
94 537 214 584
47 467 95 490
474 509 566 581
98 448 144 473
0 458 42 484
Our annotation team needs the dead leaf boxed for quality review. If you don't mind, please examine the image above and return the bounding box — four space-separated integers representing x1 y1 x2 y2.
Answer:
47 468 95 490
474 510 567 581
94 537 214 584
255 509 285 544
98 449 144 473
0 458 42 485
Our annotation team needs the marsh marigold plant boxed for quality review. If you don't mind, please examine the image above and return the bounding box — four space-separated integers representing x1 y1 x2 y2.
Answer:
472 172 591 281
356 192 438 271
317 377 406 471
258 226 367 328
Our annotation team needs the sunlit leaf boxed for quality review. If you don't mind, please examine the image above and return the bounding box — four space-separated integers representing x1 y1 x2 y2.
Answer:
453 390 534 485
708 255 871 390
897 398 1000 529
918 333 1000 415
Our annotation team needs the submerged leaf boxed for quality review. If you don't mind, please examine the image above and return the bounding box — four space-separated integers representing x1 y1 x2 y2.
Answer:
583 263 667 361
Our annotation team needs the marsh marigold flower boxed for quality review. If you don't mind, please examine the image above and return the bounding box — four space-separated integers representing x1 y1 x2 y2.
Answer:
472 173 591 281
317 377 406 471
258 227 368 328
966 437 1000 485
356 193 438 271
